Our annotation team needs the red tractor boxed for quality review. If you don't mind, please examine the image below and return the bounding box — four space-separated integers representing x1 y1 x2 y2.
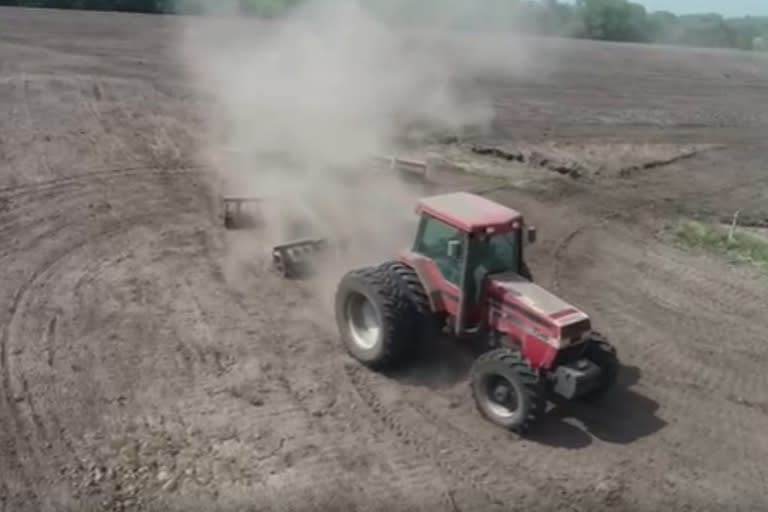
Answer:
333 191 619 433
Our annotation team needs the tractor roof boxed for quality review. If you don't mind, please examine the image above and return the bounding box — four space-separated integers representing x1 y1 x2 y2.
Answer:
416 192 522 233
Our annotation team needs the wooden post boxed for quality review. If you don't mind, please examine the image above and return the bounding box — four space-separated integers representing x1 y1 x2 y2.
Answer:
728 210 740 244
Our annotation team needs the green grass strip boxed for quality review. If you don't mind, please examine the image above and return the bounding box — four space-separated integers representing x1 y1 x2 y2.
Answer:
676 221 768 271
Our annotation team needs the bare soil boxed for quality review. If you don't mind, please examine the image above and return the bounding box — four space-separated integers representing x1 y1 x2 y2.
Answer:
2 6 768 512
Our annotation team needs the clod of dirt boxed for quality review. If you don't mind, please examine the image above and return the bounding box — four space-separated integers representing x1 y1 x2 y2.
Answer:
618 147 703 177
161 474 180 493
726 394 768 416
594 475 626 505
470 141 718 181
88 200 112 213
224 383 265 407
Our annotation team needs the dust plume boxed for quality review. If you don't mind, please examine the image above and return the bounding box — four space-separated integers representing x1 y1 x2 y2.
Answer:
174 0 534 325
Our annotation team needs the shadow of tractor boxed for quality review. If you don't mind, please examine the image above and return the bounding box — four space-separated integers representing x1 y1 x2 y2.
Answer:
387 335 666 448
386 331 480 390
528 364 667 448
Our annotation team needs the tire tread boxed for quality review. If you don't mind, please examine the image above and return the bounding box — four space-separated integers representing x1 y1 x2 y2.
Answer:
471 348 546 434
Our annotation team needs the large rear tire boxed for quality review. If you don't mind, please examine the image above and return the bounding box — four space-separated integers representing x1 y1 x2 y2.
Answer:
385 261 441 338
334 264 421 370
470 348 546 434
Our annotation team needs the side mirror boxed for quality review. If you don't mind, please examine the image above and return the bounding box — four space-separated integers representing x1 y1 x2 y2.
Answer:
447 239 461 259
527 226 537 244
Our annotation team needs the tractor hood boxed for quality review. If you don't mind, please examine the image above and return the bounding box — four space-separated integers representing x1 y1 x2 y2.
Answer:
488 272 592 343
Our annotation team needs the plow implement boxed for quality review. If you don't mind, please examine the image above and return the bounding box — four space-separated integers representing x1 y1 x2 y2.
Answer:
221 196 264 230
271 237 331 279
219 154 431 279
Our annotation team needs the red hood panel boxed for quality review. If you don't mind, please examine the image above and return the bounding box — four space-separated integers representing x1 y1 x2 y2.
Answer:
489 272 590 327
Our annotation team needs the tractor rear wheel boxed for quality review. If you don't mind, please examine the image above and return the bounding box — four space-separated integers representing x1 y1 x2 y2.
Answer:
335 264 420 370
385 261 441 338
470 349 546 433
580 333 619 401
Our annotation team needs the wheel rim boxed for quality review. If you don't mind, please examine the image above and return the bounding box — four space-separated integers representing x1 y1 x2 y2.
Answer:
345 292 382 351
481 375 521 419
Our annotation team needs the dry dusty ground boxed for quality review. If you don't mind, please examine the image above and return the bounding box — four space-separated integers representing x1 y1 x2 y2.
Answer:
2 6 768 512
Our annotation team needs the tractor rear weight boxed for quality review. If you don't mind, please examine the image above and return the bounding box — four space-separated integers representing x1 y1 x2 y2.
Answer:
332 192 619 435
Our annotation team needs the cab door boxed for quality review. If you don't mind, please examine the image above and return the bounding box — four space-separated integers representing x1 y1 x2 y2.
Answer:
412 214 464 315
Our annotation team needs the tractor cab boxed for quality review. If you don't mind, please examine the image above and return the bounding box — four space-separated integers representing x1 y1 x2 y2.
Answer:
401 192 537 335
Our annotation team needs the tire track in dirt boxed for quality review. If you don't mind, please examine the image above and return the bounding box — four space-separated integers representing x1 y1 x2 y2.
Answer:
43 173 408 508
614 241 766 395
0 480 8 512
0 219 137 508
12 221 167 478
207 264 453 510
0 163 205 508
0 168 203 264
73 75 135 165
0 195 103 507
551 224 590 292
551 223 768 503
0 166 201 234
233 320 414 506
1 214 183 500
342 363 510 511
104 78 188 169
179 276 235 378
18 73 52 177
0 164 203 197
70 75 108 161
44 316 58 368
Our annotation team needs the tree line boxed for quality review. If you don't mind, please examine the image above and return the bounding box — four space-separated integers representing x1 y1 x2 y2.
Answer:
2 0 767 52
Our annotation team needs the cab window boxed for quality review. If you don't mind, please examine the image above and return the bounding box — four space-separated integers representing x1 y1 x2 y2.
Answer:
479 233 519 275
414 215 463 284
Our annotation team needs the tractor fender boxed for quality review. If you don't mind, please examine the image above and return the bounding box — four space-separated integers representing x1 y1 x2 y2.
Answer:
398 253 446 313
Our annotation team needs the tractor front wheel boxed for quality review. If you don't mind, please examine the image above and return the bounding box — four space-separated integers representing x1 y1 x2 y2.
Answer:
579 333 619 401
335 264 420 370
470 349 546 434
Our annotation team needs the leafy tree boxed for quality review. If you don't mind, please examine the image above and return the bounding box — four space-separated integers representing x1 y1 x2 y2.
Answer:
1 0 768 53
648 10 678 43
575 0 647 42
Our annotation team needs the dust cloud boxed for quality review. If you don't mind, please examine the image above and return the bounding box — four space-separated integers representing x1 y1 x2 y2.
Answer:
174 0 537 325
